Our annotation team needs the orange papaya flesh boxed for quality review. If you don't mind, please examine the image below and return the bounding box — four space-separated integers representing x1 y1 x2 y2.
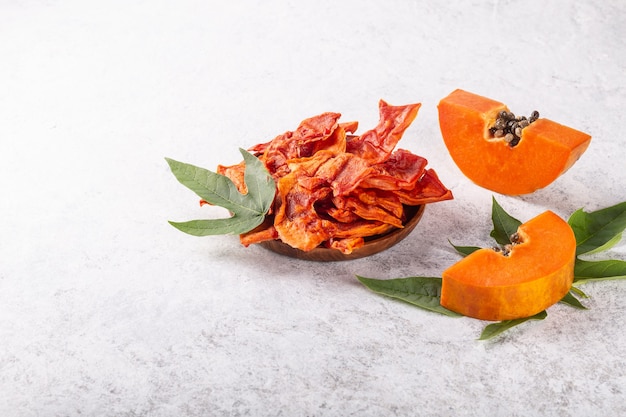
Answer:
440 210 576 321
438 89 591 195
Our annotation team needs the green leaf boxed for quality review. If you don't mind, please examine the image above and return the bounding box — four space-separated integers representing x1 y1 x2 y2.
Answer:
559 291 587 310
479 311 547 341
489 196 522 245
166 148 276 236
569 285 589 299
168 217 265 236
573 258 626 284
583 233 624 256
448 240 481 257
568 201 626 256
356 276 461 317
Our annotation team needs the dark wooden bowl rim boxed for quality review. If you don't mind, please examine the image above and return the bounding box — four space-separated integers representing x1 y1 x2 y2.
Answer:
258 204 425 262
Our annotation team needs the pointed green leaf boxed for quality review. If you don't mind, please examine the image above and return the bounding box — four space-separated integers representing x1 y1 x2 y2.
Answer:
568 201 626 256
569 285 589 299
573 258 626 284
479 310 547 340
240 148 275 214
489 196 522 245
559 291 587 310
583 233 623 256
356 276 461 317
449 240 481 257
166 148 275 236
168 217 265 237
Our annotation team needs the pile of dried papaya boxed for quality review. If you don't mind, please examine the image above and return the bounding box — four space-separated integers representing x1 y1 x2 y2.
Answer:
168 100 452 254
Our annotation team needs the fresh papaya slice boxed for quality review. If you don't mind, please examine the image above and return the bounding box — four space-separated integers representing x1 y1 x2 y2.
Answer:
438 89 591 195
440 210 576 321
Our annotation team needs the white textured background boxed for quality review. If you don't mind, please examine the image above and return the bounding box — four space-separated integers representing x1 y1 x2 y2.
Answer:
1 1 625 416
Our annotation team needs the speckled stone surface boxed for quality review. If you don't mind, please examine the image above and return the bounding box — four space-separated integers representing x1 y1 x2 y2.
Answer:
1 1 626 416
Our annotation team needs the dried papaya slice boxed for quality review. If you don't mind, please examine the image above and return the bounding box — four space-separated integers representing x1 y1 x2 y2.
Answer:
346 100 421 163
259 112 342 176
332 194 403 228
392 169 453 206
358 149 428 191
273 171 336 252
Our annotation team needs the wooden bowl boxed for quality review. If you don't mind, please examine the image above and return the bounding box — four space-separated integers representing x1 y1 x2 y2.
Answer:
258 204 425 261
